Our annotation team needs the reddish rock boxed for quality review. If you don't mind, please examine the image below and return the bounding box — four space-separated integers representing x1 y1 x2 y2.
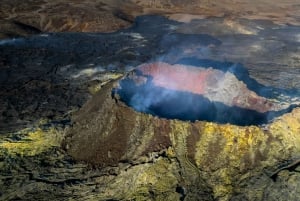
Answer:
136 62 280 113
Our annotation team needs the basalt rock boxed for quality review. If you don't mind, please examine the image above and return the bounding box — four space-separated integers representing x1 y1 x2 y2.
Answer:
0 0 133 38
130 0 300 26
2 0 300 39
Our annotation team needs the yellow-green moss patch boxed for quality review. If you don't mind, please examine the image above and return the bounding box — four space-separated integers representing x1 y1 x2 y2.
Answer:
0 128 63 157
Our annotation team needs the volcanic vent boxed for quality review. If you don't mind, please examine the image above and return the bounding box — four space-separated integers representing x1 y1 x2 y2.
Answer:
114 62 296 126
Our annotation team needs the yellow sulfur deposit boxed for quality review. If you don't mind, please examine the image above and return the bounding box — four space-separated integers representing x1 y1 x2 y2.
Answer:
88 73 123 95
0 128 63 157
189 108 300 200
92 157 181 201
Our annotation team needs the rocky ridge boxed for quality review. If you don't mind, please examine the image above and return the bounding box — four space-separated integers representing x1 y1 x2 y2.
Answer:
2 0 300 39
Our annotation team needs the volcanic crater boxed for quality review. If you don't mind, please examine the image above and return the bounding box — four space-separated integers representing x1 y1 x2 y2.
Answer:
115 61 298 126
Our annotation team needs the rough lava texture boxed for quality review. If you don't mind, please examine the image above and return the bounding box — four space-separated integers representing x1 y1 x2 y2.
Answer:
0 0 133 39
132 0 300 26
1 14 300 133
1 2 300 200
64 76 300 200
2 0 300 38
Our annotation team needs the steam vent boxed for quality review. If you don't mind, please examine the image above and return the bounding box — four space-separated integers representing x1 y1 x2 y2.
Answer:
3 1 300 201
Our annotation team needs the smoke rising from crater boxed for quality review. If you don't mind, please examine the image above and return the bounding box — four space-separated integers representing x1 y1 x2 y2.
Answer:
116 61 298 125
